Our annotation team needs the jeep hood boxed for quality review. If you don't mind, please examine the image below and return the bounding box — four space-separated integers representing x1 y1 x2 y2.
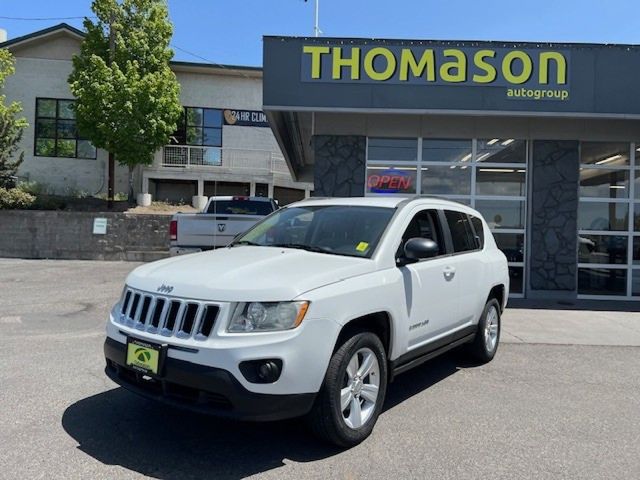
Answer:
126 246 376 302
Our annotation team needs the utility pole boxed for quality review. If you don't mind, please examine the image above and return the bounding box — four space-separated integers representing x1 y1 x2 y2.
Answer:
107 12 116 209
313 0 320 37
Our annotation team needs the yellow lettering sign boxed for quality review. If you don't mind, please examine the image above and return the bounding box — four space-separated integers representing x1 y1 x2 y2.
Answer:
473 50 497 83
332 47 360 80
502 51 533 85
440 49 466 83
399 48 435 81
539 51 567 85
363 47 397 81
302 45 330 79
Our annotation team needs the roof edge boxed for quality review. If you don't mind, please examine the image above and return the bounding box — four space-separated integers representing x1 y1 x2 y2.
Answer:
0 23 85 49
263 35 640 49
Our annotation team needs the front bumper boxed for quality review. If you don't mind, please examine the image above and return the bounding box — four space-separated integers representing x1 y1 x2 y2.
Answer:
104 337 316 421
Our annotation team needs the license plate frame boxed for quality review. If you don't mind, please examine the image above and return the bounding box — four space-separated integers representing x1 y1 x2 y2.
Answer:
125 337 167 376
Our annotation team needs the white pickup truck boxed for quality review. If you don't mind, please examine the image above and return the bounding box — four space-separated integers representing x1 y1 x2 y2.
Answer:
169 196 278 256
105 196 508 447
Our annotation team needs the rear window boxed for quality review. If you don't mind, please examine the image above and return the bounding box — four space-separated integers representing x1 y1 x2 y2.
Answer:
206 200 274 215
445 210 477 253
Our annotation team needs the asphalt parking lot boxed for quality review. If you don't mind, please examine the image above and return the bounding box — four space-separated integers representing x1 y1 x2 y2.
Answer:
1 259 639 480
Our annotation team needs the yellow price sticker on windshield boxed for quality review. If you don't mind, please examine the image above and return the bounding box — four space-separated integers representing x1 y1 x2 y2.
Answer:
356 242 369 252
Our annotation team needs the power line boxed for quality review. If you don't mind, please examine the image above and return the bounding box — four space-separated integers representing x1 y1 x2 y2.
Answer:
171 43 257 79
0 15 95 21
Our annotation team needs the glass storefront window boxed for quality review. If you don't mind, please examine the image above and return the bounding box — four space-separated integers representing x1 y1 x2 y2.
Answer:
633 270 640 296
578 268 627 295
366 136 527 297
578 202 629 231
508 266 524 294
581 142 630 167
633 237 640 264
635 171 640 199
476 168 526 196
493 233 525 262
577 141 636 298
580 169 629 198
366 165 417 195
422 139 472 163
421 165 471 195
368 138 418 162
578 235 628 264
476 139 526 164
475 200 526 229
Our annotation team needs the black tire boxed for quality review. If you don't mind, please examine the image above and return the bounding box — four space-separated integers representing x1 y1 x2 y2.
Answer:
466 298 501 363
307 331 388 448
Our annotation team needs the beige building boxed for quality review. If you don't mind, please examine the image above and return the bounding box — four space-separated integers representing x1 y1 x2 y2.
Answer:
1 23 312 205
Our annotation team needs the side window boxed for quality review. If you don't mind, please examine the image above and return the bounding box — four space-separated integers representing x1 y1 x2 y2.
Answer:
470 215 485 249
397 209 446 258
444 210 477 253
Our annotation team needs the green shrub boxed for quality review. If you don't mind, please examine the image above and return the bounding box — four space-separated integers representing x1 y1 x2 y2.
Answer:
30 194 66 210
0 187 36 209
16 180 51 196
95 192 128 201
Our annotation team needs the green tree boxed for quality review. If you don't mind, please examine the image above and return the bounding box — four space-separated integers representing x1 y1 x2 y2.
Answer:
69 0 182 204
0 49 28 188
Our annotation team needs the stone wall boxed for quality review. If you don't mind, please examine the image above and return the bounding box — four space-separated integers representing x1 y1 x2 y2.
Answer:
530 140 580 292
313 135 366 197
0 211 170 261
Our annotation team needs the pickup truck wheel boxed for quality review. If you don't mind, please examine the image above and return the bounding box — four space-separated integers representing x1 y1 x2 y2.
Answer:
467 298 501 363
307 332 387 448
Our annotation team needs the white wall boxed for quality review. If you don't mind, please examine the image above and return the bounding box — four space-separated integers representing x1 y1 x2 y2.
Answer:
3 56 129 195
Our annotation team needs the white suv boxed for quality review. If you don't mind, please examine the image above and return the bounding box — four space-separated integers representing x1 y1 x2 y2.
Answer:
104 197 509 447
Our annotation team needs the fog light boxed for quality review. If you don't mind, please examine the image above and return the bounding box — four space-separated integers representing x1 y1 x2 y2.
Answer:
239 359 282 384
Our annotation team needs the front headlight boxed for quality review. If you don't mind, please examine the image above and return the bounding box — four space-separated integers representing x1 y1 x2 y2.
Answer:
227 301 309 332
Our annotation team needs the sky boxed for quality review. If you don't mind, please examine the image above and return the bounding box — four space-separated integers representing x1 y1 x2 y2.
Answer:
1 0 640 67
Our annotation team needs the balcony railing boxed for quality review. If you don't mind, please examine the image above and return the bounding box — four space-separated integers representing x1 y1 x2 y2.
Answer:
161 145 290 175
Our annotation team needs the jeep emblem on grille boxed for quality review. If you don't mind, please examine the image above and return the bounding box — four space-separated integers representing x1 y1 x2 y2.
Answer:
157 284 174 294
217 223 226 232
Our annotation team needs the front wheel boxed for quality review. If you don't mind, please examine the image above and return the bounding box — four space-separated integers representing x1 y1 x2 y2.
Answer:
307 332 388 447
467 298 501 363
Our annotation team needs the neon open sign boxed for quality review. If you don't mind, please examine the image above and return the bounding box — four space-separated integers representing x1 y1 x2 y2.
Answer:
367 168 414 194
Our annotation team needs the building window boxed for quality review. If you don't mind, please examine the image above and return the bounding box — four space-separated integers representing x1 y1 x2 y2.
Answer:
578 141 637 298
366 137 528 296
34 98 96 159
172 107 222 147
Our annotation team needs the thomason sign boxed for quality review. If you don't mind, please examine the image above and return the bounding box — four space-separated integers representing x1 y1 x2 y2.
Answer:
301 45 570 100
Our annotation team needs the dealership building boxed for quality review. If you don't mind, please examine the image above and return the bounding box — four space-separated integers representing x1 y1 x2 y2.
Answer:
263 36 640 301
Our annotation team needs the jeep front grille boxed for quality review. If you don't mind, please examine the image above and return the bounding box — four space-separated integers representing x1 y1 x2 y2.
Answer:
116 288 221 340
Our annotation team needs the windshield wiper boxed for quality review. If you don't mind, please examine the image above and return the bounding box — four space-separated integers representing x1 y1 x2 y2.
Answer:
271 243 333 254
230 240 262 247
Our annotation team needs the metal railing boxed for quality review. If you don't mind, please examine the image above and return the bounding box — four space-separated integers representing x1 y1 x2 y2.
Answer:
161 145 290 175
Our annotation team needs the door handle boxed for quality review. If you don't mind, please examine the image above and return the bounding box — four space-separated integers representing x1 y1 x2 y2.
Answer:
443 266 456 281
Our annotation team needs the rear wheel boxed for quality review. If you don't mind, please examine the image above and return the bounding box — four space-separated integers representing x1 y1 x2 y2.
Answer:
467 298 501 363
307 332 387 447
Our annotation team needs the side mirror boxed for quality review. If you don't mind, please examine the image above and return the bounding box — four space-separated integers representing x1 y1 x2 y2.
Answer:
403 237 440 262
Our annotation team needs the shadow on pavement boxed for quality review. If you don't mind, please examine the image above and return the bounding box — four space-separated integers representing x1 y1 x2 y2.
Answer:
62 352 462 479
507 298 640 312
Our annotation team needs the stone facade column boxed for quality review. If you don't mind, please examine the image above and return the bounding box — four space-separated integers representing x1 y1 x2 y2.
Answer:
529 140 580 297
312 135 366 197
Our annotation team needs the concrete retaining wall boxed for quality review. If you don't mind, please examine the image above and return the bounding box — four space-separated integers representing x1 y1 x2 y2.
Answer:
0 211 170 261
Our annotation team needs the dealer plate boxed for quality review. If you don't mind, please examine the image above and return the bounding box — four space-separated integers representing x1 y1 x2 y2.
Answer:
126 337 164 375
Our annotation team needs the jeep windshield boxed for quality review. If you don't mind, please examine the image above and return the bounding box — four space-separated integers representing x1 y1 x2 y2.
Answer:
230 205 395 258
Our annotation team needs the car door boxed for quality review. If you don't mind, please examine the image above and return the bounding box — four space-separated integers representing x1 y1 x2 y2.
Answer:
442 209 486 325
397 208 461 350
